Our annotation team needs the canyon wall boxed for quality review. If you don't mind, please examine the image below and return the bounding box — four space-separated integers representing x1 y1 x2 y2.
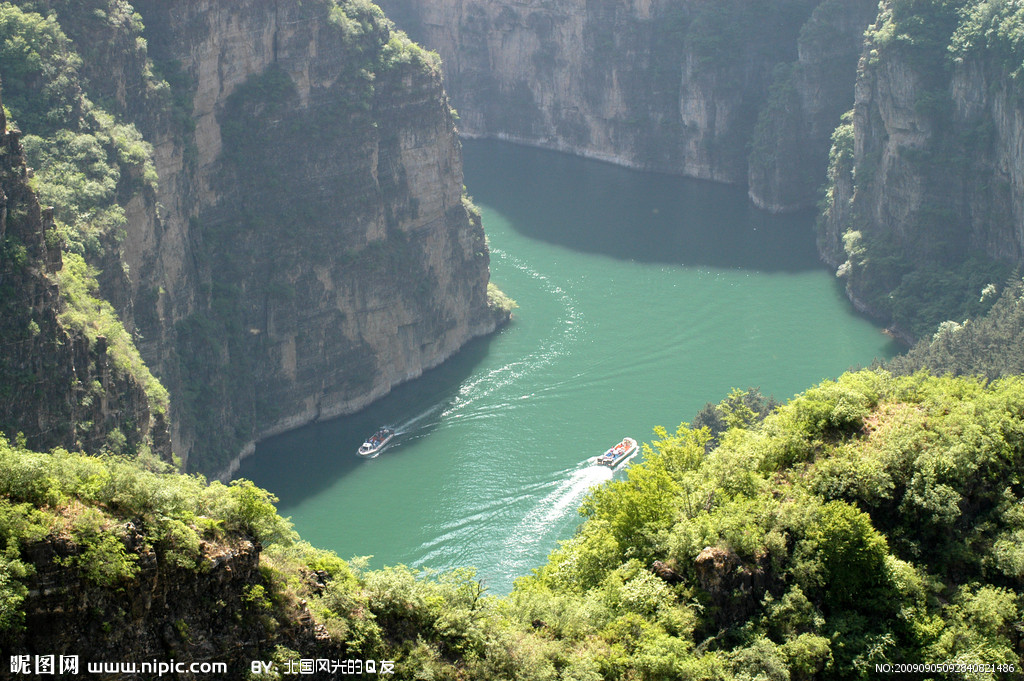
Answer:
832 51 1024 266
0 98 170 457
380 0 1024 339
820 1 1024 339
747 0 881 212
378 0 876 211
10 0 1024 473
129 0 505 475
8 0 506 475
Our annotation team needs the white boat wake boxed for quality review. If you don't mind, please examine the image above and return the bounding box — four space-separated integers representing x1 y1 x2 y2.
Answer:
439 247 583 419
387 246 583 437
495 461 614 577
394 404 445 434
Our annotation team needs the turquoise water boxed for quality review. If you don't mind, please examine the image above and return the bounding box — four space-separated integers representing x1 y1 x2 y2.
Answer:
237 140 899 593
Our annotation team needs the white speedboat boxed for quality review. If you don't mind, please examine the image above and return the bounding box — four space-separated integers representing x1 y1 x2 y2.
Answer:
358 427 395 457
596 437 638 468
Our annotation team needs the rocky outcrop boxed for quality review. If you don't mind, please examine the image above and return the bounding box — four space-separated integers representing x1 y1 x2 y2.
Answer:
694 546 769 628
379 0 876 211
17 531 338 679
747 0 879 212
0 100 170 457
949 59 1024 265
21 0 506 475
650 559 683 585
23 535 260 664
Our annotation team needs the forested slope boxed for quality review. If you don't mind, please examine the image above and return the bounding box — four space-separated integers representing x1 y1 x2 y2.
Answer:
1 1 1023 678
2 370 1021 679
0 0 507 476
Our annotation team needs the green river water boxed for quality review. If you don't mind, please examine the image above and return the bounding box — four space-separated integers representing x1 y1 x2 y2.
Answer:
237 140 900 593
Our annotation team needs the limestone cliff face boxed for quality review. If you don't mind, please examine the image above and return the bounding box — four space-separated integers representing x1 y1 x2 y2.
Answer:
837 48 1024 262
947 58 1024 264
837 50 1024 267
818 2 1024 339
747 0 879 212
57 0 505 474
378 0 875 209
0 102 170 457
379 1 797 180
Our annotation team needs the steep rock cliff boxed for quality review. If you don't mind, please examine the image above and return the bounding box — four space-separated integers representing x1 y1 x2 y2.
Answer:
379 0 875 210
379 1 805 179
20 535 279 672
747 0 879 212
10 0 506 475
140 0 504 475
0 95 170 457
819 1 1024 339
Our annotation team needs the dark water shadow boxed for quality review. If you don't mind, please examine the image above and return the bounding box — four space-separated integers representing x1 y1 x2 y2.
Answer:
462 139 821 273
236 328 506 510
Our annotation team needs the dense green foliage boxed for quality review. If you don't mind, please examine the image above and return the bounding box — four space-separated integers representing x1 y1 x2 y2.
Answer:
841 230 1011 339
0 3 157 257
5 370 1022 678
0 434 289 638
486 282 518 317
951 0 1024 83
888 277 1024 379
507 370 1024 679
822 0 1024 340
56 252 168 416
0 2 167 418
692 388 780 453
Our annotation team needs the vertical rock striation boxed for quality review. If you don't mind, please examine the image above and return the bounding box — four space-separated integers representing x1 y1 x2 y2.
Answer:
378 0 877 211
818 1 1024 339
2 1 506 473
0 96 170 457
379 1 802 181
113 0 506 475
747 0 879 212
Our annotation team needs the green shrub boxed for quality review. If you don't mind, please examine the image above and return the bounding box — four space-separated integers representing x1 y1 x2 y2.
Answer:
57 252 169 417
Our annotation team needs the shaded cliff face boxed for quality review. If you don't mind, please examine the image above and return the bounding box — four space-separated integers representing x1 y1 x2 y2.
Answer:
379 0 807 179
21 536 278 671
819 0 1024 339
130 0 502 475
379 0 874 210
950 58 1024 265
0 99 170 457
747 0 880 212
12 0 504 475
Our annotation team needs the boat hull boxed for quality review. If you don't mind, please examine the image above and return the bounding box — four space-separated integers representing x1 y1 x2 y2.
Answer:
357 432 395 457
596 437 638 468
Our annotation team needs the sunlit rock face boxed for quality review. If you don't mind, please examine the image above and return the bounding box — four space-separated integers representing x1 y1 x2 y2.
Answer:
76 0 508 474
0 97 171 458
378 0 876 213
